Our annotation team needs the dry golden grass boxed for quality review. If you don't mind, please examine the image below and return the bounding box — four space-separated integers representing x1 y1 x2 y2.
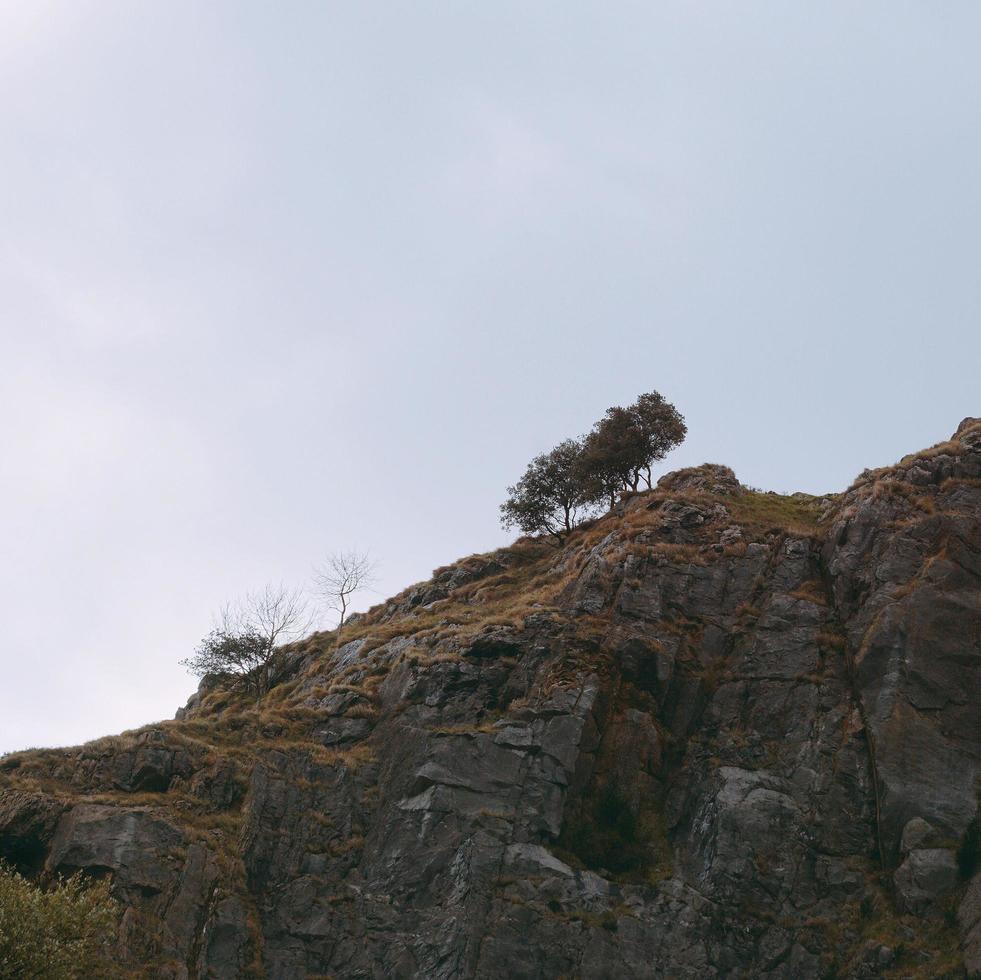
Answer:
816 631 846 652
327 833 365 857
898 439 961 464
648 542 709 565
853 431 973 491
427 721 498 736
727 491 824 537
788 580 828 605
307 547 567 666
942 475 981 491
307 743 376 769
344 703 378 721
734 601 762 620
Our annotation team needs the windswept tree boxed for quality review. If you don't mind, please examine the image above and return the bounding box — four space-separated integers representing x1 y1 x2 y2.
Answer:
314 551 377 648
581 392 687 504
500 438 594 542
633 391 687 488
580 406 651 506
181 584 311 698
499 390 686 538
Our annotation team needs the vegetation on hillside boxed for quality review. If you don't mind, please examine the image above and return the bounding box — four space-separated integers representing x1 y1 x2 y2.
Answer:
0 861 118 979
180 584 310 698
501 390 686 541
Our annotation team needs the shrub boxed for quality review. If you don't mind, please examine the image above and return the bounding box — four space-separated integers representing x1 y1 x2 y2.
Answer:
0 861 117 979
181 585 310 698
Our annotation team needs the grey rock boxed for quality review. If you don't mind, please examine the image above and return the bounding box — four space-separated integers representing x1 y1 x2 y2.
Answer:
656 463 743 496
315 717 372 745
894 848 959 913
900 816 936 854
47 805 183 898
0 790 65 873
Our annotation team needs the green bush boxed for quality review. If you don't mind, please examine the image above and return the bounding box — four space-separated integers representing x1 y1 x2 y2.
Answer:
0 861 117 979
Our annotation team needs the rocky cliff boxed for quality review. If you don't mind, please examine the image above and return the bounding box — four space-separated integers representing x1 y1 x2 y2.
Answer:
2 420 980 979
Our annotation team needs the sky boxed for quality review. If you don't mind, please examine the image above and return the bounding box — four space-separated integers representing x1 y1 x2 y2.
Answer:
1 2 979 754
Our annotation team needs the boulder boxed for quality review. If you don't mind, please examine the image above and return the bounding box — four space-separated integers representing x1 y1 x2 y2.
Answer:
894 848 959 913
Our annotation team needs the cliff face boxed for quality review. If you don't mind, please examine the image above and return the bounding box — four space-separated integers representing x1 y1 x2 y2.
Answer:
2 421 980 979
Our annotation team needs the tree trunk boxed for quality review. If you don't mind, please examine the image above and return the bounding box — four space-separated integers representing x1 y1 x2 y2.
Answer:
335 596 348 650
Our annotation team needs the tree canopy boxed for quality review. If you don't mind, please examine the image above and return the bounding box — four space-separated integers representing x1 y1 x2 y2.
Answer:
633 391 688 487
500 438 592 542
500 391 686 541
0 862 117 979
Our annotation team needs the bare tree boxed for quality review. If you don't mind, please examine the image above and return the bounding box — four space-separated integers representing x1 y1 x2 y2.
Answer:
314 551 377 648
181 584 311 698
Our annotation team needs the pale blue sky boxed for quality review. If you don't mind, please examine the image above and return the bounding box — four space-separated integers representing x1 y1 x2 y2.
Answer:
2 2 978 752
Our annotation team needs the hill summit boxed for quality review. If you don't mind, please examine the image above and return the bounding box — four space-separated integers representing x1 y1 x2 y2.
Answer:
2 420 980 978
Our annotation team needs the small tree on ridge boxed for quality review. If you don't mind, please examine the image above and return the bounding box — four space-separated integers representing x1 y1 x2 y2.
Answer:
500 438 594 543
181 584 311 698
580 393 687 502
633 391 687 488
314 551 377 648
499 390 686 540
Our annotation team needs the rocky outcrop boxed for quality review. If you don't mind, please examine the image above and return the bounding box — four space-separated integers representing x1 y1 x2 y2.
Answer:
655 462 743 496
2 421 979 978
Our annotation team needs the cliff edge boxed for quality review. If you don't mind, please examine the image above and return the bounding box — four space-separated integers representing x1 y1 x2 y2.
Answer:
2 420 980 978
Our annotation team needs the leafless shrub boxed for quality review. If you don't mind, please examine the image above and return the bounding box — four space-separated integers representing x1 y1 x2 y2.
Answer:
313 551 378 648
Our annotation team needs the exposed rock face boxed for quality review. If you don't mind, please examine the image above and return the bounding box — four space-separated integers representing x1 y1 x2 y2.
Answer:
2 421 980 978
656 462 743 496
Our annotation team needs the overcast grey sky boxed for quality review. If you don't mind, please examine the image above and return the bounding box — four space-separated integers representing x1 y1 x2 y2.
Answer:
1 2 978 754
